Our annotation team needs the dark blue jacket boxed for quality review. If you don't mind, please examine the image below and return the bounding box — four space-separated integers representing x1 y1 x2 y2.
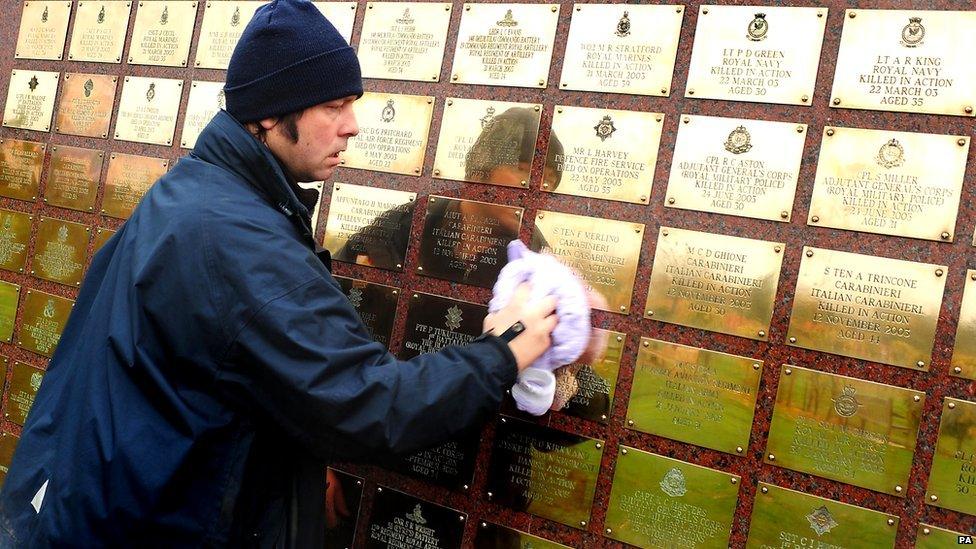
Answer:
0 111 517 547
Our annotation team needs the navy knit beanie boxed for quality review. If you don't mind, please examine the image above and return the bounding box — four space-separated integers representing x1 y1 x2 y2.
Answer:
224 0 363 123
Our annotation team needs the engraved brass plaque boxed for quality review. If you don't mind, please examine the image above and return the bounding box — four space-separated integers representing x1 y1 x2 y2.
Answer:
324 468 363 548
102 153 169 219
644 227 784 340
417 196 522 288
17 289 73 357
358 2 452 82
343 92 434 176
558 329 623 424
746 483 897 548
2 70 59 132
0 430 18 487
32 217 90 287
115 76 183 146
296 181 323 232
5 361 45 426
926 398 976 515
397 432 479 492
0 139 45 202
67 0 132 63
44 145 103 212
92 227 116 255
685 6 827 105
606 445 739 548
401 292 485 360
323 183 415 271
55 73 116 138
16 0 71 60
0 209 33 273
544 106 662 204
786 246 946 370
916 524 974 548
666 114 805 222
334 276 398 348
0 282 21 343
195 1 262 69
181 81 225 149
475 522 569 548
765 365 924 496
952 271 976 381
451 3 559 89
129 0 197 67
486 416 603 529
532 210 643 315
366 486 465 549
312 2 356 44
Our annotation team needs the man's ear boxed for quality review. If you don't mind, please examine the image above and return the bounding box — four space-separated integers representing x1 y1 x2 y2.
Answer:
258 116 279 131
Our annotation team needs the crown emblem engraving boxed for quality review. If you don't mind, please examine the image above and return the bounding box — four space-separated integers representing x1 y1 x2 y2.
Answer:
659 467 687 497
806 506 839 536
747 13 768 41
901 17 924 47
615 11 631 37
43 299 56 318
381 99 396 123
594 115 616 142
876 138 905 169
161 5 169 25
496 9 518 27
832 385 862 417
28 75 39 93
407 504 426 524
30 371 43 392
397 8 414 25
42 5 49 23
84 78 94 98
231 6 241 26
724 125 752 154
146 82 156 102
97 5 106 24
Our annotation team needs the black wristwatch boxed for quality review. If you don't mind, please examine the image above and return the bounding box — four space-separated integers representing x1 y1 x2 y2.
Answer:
478 321 525 343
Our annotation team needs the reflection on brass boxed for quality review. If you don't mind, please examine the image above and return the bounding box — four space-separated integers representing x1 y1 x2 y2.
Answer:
606 445 738 548
666 114 804 222
181 81 225 149
644 227 783 340
543 106 661 204
2 70 59 132
44 145 103 212
786 246 945 370
344 92 434 176
16 0 71 60
952 271 976 381
322 183 415 271
92 227 116 255
475 521 570 549
67 0 132 63
915 523 974 548
324 468 363 548
55 73 116 138
397 432 479 491
102 153 168 219
312 2 356 44
0 282 21 343
628 337 761 455
358 2 451 82
366 485 465 548
0 430 17 487
4 362 44 426
296 181 323 233
0 139 45 202
195 1 262 69
765 365 924 496
685 6 827 105
17 289 73 357
115 76 183 146
32 217 90 287
532 210 643 315
0 210 32 273
334 276 398 348
400 292 485 360
451 3 559 89
925 398 976 515
831 10 976 117
560 329 623 424
129 0 197 67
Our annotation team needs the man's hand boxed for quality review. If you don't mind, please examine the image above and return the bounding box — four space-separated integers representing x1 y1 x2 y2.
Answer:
483 283 558 372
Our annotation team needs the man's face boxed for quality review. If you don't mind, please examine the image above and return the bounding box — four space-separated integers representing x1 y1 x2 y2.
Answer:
265 95 359 182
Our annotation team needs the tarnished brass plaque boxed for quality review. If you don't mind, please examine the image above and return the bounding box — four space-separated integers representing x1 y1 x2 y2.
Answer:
359 2 451 82
786 246 946 370
366 486 465 549
92 227 116 255
181 80 225 149
313 2 355 43
343 92 434 176
17 289 73 357
129 1 197 67
102 153 168 219
486 416 603 529
67 1 132 63
0 282 21 343
400 292 485 360
324 468 363 548
746 483 897 549
560 4 682 96
952 271 976 381
685 6 827 105
544 106 662 204
666 114 805 222
0 210 33 273
296 181 323 232
532 210 643 315
475 522 569 548
606 445 738 548
765 365 924 496
32 217 90 287
0 430 18 487
115 76 183 146
323 183 415 271
195 1 262 69
0 139 45 202
451 3 559 89
916 524 975 548
334 276 398 348
3 70 59 132
644 227 784 340
5 362 45 426
44 145 103 212
396 434 479 491
55 73 116 138
558 329 623 424
16 1 71 60
628 338 761 455
926 398 976 515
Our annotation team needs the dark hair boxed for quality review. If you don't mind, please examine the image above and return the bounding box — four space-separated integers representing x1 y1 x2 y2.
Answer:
248 110 304 144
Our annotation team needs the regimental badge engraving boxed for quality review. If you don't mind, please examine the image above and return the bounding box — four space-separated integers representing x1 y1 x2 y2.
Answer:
925 398 976 516
334 276 399 348
4 362 45 426
3 70 59 132
115 77 183 146
381 99 395 123
806 506 838 536
129 0 197 67
181 81 225 149
322 183 415 271
17 289 73 358
31 217 90 287
0 210 32 274
67 1 132 63
400 293 485 360
593 115 616 141
102 153 169 219
444 305 462 331
44 145 104 212
0 139 45 202
358 2 451 82
724 125 752 154
0 282 21 343
344 93 434 176
311 2 356 43
16 1 72 60
615 10 631 37
195 1 262 69
365 486 465 549
831 386 862 417
747 13 769 41
659 467 687 497
875 137 905 168
901 16 925 48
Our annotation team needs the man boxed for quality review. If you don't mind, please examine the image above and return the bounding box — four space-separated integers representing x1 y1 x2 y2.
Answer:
0 0 559 545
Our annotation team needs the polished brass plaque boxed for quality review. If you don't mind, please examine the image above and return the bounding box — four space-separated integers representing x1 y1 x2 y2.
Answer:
16 1 71 60
55 73 116 138
0 282 21 343
786 246 946 370
417 196 522 288
398 433 479 492
44 145 103 212
324 468 363 548
560 4 682 96
532 210 643 315
358 2 452 82
67 0 132 63
0 210 33 274
129 0 197 66
313 2 357 44
628 337 761 455
296 181 323 233
746 483 897 549
334 276 398 348
2 70 59 132
180 81 225 149
606 445 738 548
18 289 73 357
666 114 804 222
451 3 559 89
0 430 18 487
952 271 976 381
926 398 976 515
115 76 183 146
544 106 661 204
475 522 569 548
366 486 465 549
32 217 90 287
685 5 827 105
92 227 116 255
401 292 485 360
343 92 434 176
5 362 45 426
916 524 975 548
195 1 262 69
0 139 45 202
765 365 924 496
644 227 784 340
559 329 623 424
323 183 416 271
102 153 169 219
810 127 967 241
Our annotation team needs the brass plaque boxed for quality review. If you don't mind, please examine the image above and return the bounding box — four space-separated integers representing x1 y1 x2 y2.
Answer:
486 416 603 529
55 73 116 138
916 524 975 548
358 2 452 82
324 468 363 548
16 1 71 60
2 70 59 132
334 276 398 348
746 483 897 549
560 4 683 96
296 181 323 232
67 0 132 63
532 210 643 315
831 10 976 117
0 139 45 202
102 153 169 219
451 3 559 89
786 246 946 370
952 271 976 381
666 114 805 222
180 80 225 149
32 217 90 287
401 292 485 360
685 6 827 105
0 431 18 487
323 183 415 271
606 445 739 548
5 361 45 426
628 337 761 455
544 106 662 204
475 522 569 548
644 227 784 340
195 1 262 70
0 282 21 343
417 196 522 288
129 1 197 67
115 76 183 146
17 289 73 357
558 329 623 424
92 227 116 255
926 398 976 515
44 145 104 212
312 2 356 44
343 92 434 176
0 209 33 273
397 433 478 491
366 486 465 549
765 365 924 496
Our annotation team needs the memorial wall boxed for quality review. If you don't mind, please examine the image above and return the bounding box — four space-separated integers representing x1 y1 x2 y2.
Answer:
0 1 974 547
